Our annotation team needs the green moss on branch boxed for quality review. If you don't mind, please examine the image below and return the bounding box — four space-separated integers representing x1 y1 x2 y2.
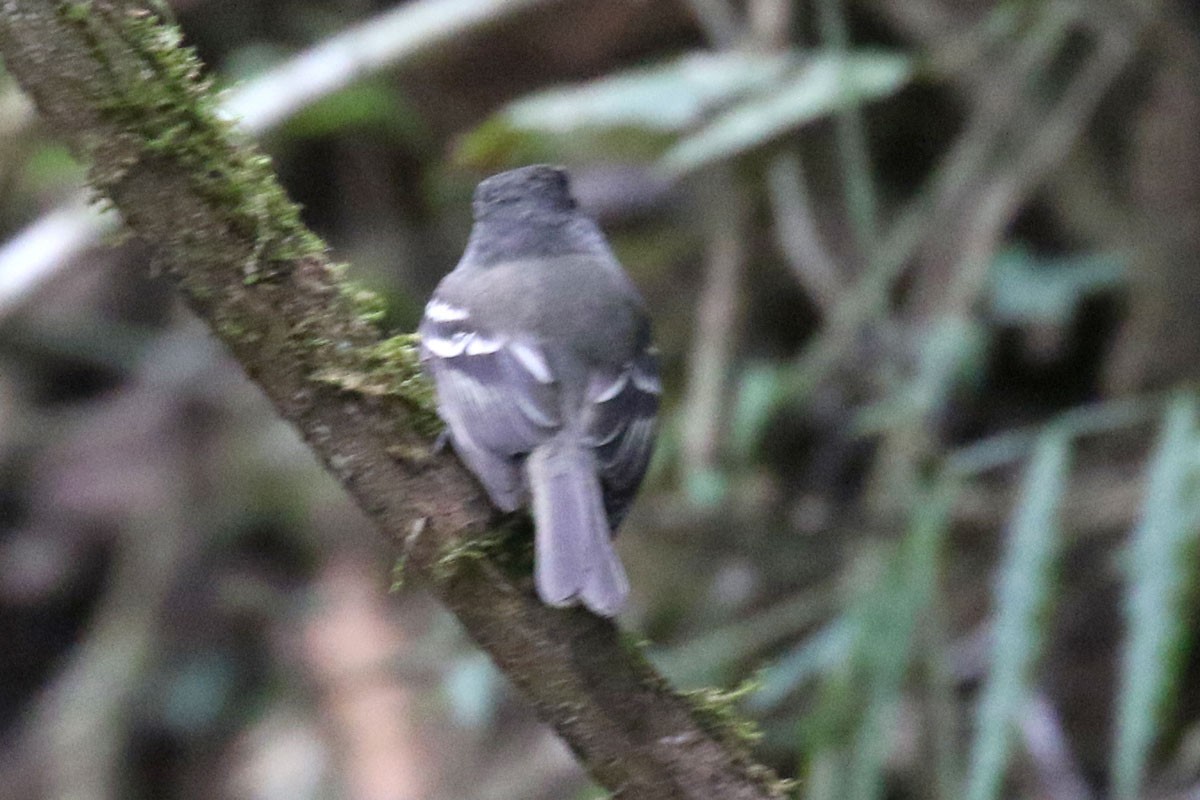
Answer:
310 333 442 436
57 1 324 277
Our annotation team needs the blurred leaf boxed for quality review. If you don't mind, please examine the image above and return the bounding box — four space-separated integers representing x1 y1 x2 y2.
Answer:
730 361 786 459
987 246 1126 325
282 82 425 141
805 750 843 800
0 74 36 144
158 654 239 735
574 784 611 800
657 587 834 687
454 115 669 170
21 142 86 192
219 41 292 84
684 466 728 508
750 619 856 712
503 51 794 133
457 49 909 171
853 318 986 439
455 50 791 167
661 51 912 176
1113 394 1200 800
948 394 1162 478
845 481 955 800
799 556 885 752
444 653 502 729
909 317 985 412
792 481 954 800
966 430 1071 800
451 114 553 172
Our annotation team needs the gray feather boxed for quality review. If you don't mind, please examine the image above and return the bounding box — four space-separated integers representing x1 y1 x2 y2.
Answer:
419 313 559 510
527 439 629 616
586 342 660 528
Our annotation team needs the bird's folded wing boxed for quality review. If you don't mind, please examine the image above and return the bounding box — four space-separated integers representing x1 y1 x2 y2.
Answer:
585 345 660 526
419 306 560 457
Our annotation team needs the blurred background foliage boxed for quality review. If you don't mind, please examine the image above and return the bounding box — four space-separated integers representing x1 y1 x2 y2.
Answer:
2 0 1200 798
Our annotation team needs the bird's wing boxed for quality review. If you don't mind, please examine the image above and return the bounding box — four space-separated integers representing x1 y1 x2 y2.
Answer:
584 343 660 528
419 298 560 507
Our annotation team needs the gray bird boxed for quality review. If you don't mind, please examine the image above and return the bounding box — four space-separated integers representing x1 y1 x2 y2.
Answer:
419 165 659 616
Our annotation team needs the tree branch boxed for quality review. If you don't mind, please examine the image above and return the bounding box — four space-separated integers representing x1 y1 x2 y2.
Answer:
0 0 567 320
0 2 782 798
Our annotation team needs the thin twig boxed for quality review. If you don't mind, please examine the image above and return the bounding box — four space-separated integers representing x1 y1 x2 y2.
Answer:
925 0 1081 219
918 606 964 800
1021 693 1095 800
816 0 879 254
36 511 190 800
680 0 743 49
747 0 846 314
765 151 845 316
857 11 1133 510
777 2 1128 410
218 0 564 133
0 197 113 318
682 171 748 496
747 0 792 51
941 26 1135 320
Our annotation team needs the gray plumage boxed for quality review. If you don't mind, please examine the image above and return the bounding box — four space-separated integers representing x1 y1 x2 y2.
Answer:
419 165 659 616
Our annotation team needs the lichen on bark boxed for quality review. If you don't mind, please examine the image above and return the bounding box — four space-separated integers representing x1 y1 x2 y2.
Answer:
56 1 323 274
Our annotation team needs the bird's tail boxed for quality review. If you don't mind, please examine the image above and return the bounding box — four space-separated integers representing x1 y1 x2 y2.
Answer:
526 437 629 616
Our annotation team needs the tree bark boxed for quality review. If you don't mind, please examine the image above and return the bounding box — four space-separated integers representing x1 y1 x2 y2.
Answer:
0 2 782 798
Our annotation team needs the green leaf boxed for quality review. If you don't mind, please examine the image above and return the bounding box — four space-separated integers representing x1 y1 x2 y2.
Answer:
966 430 1072 800
1112 394 1200 800
503 50 794 133
158 654 238 734
444 654 502 729
844 481 955 800
661 51 911 176
853 317 986 439
454 51 793 166
454 116 672 170
730 361 786 458
456 49 909 169
750 620 856 712
282 82 424 140
987 246 1126 325
657 588 836 688
791 480 955 800
22 143 87 190
684 467 727 508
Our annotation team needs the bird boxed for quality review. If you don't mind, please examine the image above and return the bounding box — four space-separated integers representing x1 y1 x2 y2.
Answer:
418 164 659 616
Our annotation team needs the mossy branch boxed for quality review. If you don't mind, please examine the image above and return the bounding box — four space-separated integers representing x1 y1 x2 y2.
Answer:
0 2 783 797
